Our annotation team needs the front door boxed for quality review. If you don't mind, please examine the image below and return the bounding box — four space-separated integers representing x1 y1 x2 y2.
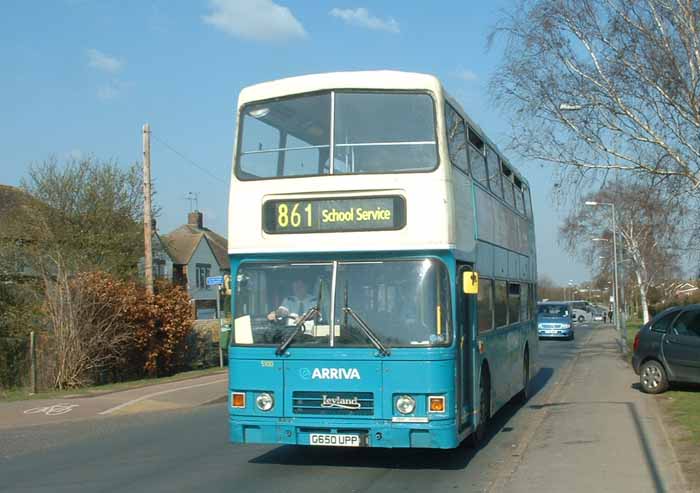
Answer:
457 263 474 432
664 309 700 382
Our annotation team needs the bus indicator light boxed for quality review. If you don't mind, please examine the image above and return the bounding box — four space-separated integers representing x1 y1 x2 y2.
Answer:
429 396 445 413
232 392 246 408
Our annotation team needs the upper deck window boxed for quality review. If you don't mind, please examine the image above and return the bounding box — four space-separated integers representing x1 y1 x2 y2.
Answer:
334 92 437 174
238 93 331 179
444 102 468 174
487 148 503 199
468 128 488 185
236 91 437 180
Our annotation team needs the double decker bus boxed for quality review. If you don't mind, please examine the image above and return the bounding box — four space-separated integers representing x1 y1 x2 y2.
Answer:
227 71 537 449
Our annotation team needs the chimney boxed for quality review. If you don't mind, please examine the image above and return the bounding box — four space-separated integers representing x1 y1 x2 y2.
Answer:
188 211 203 229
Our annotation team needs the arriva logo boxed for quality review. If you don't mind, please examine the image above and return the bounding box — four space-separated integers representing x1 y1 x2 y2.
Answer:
312 368 361 380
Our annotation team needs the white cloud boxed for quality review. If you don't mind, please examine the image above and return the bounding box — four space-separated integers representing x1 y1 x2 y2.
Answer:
454 69 478 81
86 48 125 73
202 0 307 42
329 7 399 33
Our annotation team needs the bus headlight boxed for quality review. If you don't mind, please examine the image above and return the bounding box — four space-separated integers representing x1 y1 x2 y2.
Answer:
255 392 274 411
396 395 416 415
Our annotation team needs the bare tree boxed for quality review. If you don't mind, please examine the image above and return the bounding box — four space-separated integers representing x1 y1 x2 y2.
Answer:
538 274 567 300
491 0 700 193
41 257 134 389
560 179 686 323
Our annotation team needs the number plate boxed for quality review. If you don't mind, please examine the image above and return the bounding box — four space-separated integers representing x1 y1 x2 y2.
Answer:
309 433 362 447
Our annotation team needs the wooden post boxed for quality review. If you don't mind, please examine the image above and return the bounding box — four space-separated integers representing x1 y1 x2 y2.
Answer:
143 123 154 297
29 331 37 394
217 286 223 368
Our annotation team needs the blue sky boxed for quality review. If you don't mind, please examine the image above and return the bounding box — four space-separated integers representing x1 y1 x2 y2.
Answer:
0 0 588 284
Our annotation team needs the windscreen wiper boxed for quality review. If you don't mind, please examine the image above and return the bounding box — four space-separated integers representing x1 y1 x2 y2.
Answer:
275 281 323 356
342 299 390 356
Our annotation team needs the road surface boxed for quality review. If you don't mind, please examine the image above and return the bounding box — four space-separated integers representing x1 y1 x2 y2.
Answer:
0 324 684 492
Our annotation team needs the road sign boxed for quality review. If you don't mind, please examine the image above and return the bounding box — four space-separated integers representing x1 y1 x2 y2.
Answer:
206 276 224 286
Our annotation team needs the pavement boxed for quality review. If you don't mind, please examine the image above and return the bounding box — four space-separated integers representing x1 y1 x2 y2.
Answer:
0 371 227 429
0 324 691 492
495 324 690 493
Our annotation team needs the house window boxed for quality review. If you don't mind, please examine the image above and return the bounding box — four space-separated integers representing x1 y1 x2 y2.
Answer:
153 259 166 278
196 263 211 289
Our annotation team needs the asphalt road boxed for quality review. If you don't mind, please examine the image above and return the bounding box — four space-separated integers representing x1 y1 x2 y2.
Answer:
0 325 593 493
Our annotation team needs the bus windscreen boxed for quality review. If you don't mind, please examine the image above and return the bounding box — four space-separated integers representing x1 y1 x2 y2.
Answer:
233 259 451 347
237 92 437 179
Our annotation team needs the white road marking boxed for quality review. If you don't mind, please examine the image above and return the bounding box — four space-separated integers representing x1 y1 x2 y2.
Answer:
24 404 80 416
98 378 227 415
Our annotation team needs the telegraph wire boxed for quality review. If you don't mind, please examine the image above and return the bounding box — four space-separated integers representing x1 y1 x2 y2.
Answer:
150 132 226 184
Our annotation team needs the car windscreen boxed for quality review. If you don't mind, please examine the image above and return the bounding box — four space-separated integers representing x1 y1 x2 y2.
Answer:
237 91 437 179
538 304 569 318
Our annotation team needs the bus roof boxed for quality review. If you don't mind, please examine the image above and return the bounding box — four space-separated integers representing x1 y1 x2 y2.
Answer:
237 70 442 109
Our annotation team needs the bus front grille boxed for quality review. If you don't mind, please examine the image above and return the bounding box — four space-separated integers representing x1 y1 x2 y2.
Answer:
292 391 374 416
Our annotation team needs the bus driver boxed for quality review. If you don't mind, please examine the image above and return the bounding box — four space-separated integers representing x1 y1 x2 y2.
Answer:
267 279 317 322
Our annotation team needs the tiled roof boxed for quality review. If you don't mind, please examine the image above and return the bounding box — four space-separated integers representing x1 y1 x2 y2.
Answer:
162 224 229 269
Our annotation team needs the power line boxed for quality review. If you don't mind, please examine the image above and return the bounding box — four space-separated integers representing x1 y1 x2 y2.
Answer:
150 132 226 184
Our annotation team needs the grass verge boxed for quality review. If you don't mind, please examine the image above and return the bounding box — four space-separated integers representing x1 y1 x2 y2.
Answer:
0 366 226 402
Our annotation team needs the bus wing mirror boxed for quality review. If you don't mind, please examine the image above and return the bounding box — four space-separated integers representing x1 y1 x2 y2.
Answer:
463 271 479 295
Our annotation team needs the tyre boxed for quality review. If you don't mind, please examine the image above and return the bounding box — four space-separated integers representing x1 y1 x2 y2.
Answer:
569 332 575 341
578 315 585 322
639 360 669 394
468 368 491 448
516 351 530 404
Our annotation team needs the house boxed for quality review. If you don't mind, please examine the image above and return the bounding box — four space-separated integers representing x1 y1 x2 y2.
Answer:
138 220 175 282
162 211 229 319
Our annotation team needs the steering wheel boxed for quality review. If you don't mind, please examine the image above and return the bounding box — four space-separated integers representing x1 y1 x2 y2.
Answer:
270 314 297 326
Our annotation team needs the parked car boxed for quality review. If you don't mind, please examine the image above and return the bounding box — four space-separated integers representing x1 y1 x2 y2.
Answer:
591 309 604 322
571 308 591 323
632 305 700 394
537 302 574 340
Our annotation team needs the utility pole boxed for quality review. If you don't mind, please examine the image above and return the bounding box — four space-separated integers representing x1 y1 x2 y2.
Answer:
143 123 154 297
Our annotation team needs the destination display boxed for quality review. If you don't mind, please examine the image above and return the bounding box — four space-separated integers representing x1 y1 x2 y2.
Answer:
262 196 406 234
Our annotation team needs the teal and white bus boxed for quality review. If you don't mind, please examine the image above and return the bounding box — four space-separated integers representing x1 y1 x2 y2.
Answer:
227 71 537 449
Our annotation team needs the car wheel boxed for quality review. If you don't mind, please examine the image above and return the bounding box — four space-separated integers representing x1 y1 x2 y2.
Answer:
569 332 575 341
640 360 669 394
578 315 584 322
468 369 491 448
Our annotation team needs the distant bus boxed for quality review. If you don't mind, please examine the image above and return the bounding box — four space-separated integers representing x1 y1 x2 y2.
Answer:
227 71 538 449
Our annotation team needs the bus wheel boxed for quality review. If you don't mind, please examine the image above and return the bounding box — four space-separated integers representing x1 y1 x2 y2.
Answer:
517 350 530 404
468 368 490 448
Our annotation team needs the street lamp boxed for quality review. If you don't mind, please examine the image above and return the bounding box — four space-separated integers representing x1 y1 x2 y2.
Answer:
586 201 625 351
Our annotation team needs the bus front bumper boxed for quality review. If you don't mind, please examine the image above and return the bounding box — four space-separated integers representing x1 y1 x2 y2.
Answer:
229 416 460 449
